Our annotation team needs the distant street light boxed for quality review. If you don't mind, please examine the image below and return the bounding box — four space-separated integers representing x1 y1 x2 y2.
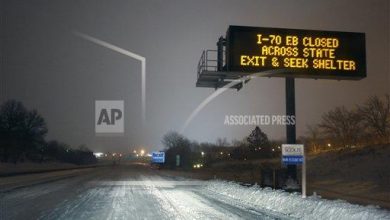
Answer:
327 143 331 147
201 152 205 156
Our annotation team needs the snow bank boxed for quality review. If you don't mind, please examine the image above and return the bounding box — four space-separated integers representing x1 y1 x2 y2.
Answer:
204 181 390 220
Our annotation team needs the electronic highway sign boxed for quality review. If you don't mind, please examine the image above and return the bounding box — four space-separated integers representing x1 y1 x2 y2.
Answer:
226 25 366 80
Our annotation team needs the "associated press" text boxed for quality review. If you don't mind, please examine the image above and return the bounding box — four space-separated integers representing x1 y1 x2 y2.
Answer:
224 115 295 126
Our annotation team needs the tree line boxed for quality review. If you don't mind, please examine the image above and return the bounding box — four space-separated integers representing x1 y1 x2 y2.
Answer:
160 94 390 168
304 94 390 152
161 126 277 169
0 100 97 164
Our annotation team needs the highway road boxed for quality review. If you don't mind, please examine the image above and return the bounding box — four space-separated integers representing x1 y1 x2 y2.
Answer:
1 163 285 220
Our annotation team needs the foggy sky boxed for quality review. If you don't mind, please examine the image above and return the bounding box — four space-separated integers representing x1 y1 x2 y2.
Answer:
1 0 389 152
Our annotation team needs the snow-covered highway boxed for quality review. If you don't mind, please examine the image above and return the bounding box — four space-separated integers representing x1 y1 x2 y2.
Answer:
1 163 388 220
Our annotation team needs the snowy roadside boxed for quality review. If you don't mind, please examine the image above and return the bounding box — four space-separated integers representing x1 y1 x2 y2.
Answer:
201 180 390 220
160 168 390 211
0 162 109 177
0 167 96 192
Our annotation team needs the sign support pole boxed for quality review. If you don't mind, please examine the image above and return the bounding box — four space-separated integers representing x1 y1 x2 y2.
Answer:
302 149 307 198
285 77 297 182
217 36 226 72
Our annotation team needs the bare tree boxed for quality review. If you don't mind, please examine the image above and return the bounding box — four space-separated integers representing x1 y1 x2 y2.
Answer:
0 100 47 162
161 131 192 168
319 106 363 148
216 137 228 147
162 131 189 150
306 125 321 153
358 94 390 143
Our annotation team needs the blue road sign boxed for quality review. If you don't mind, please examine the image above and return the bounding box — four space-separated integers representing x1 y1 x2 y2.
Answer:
282 155 303 165
152 152 165 163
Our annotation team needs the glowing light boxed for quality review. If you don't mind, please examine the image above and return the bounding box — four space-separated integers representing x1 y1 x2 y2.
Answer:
193 163 203 169
93 152 104 158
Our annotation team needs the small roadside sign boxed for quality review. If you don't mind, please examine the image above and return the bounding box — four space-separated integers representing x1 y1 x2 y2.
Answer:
282 144 304 165
151 152 165 163
176 155 180 167
281 144 306 198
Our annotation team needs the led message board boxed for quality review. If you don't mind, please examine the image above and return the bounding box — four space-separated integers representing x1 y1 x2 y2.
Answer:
226 26 366 79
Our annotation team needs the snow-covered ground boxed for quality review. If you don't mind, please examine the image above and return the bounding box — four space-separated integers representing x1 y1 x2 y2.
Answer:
1 164 389 220
204 181 390 220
